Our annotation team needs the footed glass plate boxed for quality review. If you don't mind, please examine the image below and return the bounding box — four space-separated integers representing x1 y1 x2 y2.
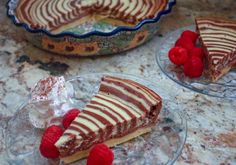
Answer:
156 26 236 98
5 73 187 165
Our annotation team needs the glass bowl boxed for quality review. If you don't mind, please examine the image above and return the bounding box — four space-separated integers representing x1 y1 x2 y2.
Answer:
6 0 176 56
156 26 236 99
5 73 187 165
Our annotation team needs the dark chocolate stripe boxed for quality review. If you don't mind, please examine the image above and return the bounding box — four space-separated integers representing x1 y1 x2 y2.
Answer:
128 80 161 102
18 0 33 26
200 32 236 39
82 110 112 126
79 114 101 129
65 125 86 139
37 1 47 26
99 83 147 115
90 100 126 135
86 104 119 123
197 21 236 29
199 27 236 36
96 93 138 133
204 39 236 45
78 114 105 141
102 77 154 107
137 0 152 17
123 0 138 20
90 100 126 121
95 94 136 132
82 110 114 139
104 76 161 103
206 44 235 50
96 0 105 10
96 95 136 119
43 0 59 26
111 0 122 16
53 0 64 25
72 120 97 139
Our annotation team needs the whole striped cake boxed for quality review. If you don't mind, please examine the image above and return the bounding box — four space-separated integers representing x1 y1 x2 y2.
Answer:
55 76 162 163
15 0 167 33
196 17 236 82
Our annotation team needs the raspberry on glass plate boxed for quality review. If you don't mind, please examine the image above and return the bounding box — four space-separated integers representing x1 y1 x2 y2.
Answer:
156 26 236 99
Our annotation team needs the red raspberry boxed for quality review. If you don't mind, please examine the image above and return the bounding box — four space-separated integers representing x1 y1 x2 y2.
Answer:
39 125 63 158
184 56 204 78
175 37 194 52
44 125 62 134
62 108 81 129
175 37 183 47
87 144 114 165
190 47 205 60
181 30 198 43
168 47 189 65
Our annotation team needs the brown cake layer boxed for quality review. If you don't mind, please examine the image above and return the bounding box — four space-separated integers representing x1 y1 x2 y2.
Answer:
15 0 167 33
55 76 162 163
196 17 236 81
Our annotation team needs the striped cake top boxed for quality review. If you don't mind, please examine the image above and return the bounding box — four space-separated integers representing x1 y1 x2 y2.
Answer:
15 0 167 33
55 76 162 149
196 17 236 66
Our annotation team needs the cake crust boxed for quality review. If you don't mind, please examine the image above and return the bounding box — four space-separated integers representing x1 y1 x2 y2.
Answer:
61 126 153 164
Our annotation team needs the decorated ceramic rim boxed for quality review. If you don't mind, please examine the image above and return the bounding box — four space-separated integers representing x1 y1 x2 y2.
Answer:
6 0 176 39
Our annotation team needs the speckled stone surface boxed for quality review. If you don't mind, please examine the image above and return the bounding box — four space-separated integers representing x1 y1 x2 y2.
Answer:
0 0 236 164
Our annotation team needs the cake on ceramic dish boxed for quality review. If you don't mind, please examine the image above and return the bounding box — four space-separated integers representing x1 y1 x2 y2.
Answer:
55 76 162 164
15 0 167 33
196 17 236 82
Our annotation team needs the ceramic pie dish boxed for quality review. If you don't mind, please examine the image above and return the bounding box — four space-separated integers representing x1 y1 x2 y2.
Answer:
7 0 176 56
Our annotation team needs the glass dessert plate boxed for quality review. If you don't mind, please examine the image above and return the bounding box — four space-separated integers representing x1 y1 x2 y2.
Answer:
5 73 187 165
156 26 236 99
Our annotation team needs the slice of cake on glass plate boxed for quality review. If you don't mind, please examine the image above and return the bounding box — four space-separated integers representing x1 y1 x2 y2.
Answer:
55 76 162 164
195 17 236 82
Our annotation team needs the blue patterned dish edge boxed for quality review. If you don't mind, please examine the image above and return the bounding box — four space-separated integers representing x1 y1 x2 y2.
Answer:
6 0 176 39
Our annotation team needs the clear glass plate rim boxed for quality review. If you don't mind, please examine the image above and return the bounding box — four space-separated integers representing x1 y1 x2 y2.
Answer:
5 72 187 165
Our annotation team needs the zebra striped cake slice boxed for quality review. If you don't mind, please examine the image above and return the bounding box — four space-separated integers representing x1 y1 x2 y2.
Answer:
196 17 236 81
55 76 162 163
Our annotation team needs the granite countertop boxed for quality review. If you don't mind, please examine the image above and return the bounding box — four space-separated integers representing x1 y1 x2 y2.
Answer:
0 0 236 164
